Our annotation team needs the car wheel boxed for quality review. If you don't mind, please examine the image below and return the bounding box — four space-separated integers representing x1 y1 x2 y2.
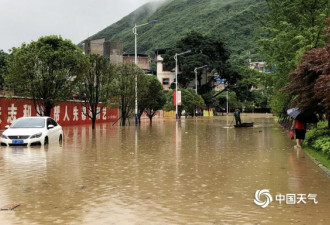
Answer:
44 137 49 145
59 135 63 144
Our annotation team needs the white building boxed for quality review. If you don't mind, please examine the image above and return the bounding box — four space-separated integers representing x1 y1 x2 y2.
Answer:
155 49 226 93
155 49 175 91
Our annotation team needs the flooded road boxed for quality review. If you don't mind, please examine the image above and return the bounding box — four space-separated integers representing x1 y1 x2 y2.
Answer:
0 114 329 224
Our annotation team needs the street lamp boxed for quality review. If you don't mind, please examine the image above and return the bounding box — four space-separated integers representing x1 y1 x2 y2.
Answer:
133 19 158 125
174 50 191 119
226 81 229 115
194 65 208 95
215 75 228 115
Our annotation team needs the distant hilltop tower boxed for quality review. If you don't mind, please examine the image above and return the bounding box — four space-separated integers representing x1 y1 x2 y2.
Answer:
83 38 123 64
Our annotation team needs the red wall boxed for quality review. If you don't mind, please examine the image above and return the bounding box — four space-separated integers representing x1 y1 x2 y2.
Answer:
0 97 118 130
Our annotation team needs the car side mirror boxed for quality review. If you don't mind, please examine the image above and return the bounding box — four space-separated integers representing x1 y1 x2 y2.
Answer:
48 124 54 129
5 125 9 129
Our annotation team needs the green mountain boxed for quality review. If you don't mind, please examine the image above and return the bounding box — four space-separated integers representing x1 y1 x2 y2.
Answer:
83 0 267 63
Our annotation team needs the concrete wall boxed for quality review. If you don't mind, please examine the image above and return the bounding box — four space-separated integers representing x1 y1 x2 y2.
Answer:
123 55 151 69
109 42 123 64
89 38 106 55
83 39 123 65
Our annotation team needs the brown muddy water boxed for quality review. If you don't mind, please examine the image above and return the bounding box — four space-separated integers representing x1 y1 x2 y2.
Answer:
0 114 329 225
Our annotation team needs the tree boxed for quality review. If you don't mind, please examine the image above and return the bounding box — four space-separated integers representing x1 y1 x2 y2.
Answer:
312 18 330 124
181 89 205 117
260 0 329 70
77 54 116 129
258 0 329 116
137 75 166 124
233 66 273 109
285 45 329 110
112 62 145 126
315 74 330 120
162 31 231 92
284 40 330 126
5 36 87 116
203 89 243 113
164 89 205 118
0 50 8 89
161 31 254 110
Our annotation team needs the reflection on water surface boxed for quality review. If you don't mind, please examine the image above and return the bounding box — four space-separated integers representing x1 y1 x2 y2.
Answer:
0 115 329 224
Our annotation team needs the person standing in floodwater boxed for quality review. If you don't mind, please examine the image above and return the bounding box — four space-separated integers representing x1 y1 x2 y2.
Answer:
234 108 241 125
290 119 306 148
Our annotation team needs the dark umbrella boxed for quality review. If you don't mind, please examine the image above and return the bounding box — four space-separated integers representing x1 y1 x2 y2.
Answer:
287 108 318 123
296 112 318 123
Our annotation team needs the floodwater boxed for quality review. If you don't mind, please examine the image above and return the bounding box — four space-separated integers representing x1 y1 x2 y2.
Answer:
0 114 329 225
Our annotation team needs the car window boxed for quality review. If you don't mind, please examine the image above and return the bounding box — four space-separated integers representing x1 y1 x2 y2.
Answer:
47 118 58 127
50 118 58 127
47 118 52 127
11 118 45 128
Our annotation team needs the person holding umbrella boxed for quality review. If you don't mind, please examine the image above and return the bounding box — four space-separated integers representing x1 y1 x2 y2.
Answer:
287 108 318 148
290 119 307 148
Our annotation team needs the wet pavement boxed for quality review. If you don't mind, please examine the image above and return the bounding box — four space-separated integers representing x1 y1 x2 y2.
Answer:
0 114 329 224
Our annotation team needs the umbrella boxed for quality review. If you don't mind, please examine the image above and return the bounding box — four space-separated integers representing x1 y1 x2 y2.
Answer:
287 108 300 119
296 112 318 123
287 108 318 123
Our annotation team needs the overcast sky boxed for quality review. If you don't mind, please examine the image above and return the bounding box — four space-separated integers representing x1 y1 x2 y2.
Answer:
0 0 156 52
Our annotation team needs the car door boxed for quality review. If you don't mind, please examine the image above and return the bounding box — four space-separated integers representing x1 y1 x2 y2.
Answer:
50 118 62 143
46 118 57 143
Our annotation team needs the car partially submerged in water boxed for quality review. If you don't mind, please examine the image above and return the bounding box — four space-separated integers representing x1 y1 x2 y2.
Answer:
1 117 63 147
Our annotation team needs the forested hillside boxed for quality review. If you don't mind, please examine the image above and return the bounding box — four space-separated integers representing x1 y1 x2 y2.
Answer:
82 0 267 64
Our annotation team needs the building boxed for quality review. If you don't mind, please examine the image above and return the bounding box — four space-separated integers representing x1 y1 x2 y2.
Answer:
108 41 124 64
249 61 265 72
155 49 221 92
155 49 175 91
83 38 105 56
82 38 123 64
82 38 155 72
123 53 152 70
248 61 275 73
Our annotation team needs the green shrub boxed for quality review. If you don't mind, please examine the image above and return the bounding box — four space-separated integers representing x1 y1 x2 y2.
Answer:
317 120 328 128
304 129 330 146
312 137 330 155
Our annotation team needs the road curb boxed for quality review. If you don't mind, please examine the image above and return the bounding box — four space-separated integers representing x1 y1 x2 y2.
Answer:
304 150 330 179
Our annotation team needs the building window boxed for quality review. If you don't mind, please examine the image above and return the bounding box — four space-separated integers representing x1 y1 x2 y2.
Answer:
162 78 170 85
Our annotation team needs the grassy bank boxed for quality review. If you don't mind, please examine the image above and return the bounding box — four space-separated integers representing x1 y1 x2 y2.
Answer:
304 147 330 170
303 121 330 170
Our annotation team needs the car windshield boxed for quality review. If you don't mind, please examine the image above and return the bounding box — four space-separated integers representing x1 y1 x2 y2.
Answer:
10 118 45 128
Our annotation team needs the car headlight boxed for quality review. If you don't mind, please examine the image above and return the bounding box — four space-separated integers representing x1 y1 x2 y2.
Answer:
30 132 42 139
1 134 8 139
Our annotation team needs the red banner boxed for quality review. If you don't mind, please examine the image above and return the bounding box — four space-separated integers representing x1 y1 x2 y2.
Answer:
173 91 181 106
0 97 118 130
173 91 176 106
